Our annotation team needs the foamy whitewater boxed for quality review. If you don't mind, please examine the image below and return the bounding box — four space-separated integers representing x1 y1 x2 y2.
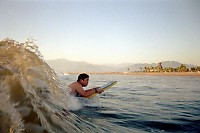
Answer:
1 39 200 133
0 39 101 132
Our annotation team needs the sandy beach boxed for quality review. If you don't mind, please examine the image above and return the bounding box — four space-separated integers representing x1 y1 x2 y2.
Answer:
67 72 200 76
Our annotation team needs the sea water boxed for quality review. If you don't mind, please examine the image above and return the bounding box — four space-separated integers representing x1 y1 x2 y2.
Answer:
64 74 200 133
0 39 200 133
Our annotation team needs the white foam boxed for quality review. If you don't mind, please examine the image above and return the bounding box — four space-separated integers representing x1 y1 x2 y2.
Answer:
65 94 83 111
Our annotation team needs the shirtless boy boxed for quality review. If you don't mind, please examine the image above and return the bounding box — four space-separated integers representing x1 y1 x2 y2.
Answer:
69 73 103 97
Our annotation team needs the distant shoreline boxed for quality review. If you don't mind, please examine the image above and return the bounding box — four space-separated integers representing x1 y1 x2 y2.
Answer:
66 72 200 76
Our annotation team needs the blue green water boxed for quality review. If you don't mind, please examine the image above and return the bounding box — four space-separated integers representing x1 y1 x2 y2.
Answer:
62 74 200 133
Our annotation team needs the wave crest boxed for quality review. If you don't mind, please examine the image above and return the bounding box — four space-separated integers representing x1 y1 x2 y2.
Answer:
0 38 101 133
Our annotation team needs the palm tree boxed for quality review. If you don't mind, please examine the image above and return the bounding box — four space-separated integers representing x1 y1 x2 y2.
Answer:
179 64 187 72
157 62 163 72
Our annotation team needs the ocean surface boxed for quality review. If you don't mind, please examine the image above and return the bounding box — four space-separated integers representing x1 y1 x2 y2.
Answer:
0 39 200 133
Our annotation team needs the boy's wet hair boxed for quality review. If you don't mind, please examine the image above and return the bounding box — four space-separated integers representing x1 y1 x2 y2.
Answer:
77 73 89 81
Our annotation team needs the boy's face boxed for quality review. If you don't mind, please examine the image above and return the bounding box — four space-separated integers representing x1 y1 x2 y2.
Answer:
81 77 89 87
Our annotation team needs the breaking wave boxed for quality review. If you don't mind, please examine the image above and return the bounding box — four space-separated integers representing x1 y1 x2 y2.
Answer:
0 38 101 133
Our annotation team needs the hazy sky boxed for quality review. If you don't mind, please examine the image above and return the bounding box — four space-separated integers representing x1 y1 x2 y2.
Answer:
1 0 200 65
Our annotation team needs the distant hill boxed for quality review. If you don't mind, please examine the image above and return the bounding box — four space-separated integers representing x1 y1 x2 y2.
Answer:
46 58 118 73
127 61 196 72
46 59 197 73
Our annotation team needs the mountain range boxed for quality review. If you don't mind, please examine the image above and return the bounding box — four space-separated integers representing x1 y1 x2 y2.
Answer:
46 58 197 73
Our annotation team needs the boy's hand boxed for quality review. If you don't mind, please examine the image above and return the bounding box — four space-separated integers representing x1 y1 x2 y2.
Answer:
93 87 104 94
97 88 104 94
